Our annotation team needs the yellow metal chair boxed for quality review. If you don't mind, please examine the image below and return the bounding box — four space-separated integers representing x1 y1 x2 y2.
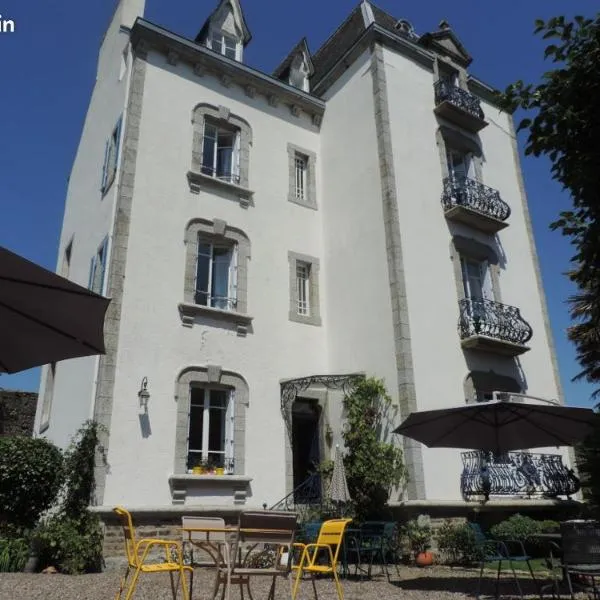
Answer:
292 518 352 600
114 506 192 600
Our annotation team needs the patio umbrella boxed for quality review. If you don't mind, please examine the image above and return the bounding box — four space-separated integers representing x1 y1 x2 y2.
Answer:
393 398 597 453
0 246 110 374
329 444 351 506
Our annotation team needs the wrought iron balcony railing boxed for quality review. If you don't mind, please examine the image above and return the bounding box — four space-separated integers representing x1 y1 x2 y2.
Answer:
459 298 533 346
434 80 485 121
442 177 511 222
461 451 580 499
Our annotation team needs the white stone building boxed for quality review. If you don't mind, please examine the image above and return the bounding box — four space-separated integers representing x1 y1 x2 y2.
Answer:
35 0 577 526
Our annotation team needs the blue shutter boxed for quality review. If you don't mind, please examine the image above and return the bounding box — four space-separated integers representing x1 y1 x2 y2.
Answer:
88 256 97 290
100 140 109 193
114 115 123 164
98 237 109 295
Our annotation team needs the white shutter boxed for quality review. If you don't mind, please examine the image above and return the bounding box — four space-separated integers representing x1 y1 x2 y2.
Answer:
481 261 494 301
233 131 241 182
225 389 235 473
228 246 238 309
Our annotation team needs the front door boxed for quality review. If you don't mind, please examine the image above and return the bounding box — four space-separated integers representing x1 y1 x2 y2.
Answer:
291 398 322 502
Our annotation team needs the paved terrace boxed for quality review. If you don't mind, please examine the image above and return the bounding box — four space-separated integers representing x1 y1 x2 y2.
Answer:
0 565 569 600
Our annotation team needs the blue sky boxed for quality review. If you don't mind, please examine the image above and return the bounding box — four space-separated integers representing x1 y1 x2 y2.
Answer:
1 0 596 406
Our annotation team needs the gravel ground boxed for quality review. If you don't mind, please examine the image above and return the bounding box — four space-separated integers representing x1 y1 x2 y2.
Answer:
0 565 557 600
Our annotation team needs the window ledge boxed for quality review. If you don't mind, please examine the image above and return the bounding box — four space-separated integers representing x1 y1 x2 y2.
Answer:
178 302 253 335
288 311 322 327
169 474 253 506
288 194 318 211
187 170 254 207
169 474 252 484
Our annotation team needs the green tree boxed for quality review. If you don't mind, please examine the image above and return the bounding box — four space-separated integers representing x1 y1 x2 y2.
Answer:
500 13 600 513
500 14 600 394
342 377 407 520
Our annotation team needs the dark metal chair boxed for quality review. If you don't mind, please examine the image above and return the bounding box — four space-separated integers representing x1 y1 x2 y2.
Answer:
469 522 536 600
560 520 600 599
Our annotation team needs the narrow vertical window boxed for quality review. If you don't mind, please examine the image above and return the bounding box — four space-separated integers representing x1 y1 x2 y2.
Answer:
61 239 73 278
201 119 240 183
187 387 234 472
89 237 109 295
294 153 307 200
101 116 123 194
195 239 236 310
296 262 310 316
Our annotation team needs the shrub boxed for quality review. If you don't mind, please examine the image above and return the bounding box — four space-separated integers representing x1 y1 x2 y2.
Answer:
342 378 407 520
403 519 432 554
34 513 103 575
33 421 106 574
436 520 479 565
0 538 29 572
0 436 63 533
490 514 541 544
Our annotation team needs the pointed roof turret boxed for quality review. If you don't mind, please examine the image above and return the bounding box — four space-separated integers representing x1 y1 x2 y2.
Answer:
195 0 252 48
273 38 314 91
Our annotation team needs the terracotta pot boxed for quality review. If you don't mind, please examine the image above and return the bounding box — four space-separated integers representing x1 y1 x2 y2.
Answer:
415 551 434 567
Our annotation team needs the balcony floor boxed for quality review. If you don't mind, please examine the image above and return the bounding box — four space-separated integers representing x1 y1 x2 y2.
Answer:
434 100 488 133
461 334 530 356
445 205 509 234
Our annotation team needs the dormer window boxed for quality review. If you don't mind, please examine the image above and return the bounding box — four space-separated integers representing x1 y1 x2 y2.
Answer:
210 30 238 60
289 55 310 92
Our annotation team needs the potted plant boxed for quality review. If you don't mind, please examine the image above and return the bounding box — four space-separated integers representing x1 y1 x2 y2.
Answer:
404 520 433 567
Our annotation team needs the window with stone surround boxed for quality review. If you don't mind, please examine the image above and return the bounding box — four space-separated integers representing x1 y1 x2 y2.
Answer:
39 362 55 433
288 251 321 326
287 143 316 209
188 387 235 473
88 237 109 295
174 366 248 476
179 218 252 332
189 104 252 201
101 115 123 195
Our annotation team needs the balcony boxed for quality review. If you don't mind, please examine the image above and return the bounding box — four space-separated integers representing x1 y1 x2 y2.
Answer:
442 177 510 234
434 80 488 133
461 451 580 500
458 298 532 356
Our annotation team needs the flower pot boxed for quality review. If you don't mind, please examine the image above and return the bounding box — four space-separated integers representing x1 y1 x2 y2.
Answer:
215 467 225 476
415 551 434 567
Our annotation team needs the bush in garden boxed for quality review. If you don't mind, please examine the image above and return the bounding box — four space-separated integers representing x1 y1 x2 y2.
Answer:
436 520 480 565
33 421 106 574
0 436 64 534
490 514 541 543
0 538 30 572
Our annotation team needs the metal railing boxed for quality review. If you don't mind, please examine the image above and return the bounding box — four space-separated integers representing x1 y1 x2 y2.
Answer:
187 456 235 474
200 165 241 185
458 298 533 346
461 451 580 499
434 80 485 121
442 176 510 222
268 472 324 521
194 291 237 311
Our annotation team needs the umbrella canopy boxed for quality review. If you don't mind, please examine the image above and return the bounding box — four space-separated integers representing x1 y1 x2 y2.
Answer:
393 399 597 453
0 246 110 374
329 444 351 504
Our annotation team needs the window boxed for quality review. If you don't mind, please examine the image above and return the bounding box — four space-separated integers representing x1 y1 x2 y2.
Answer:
289 252 321 326
447 149 472 181
187 387 235 472
61 239 73 278
195 240 237 311
287 144 317 209
294 154 307 201
296 262 310 316
39 363 55 433
201 119 240 184
460 257 493 301
101 116 123 194
210 31 237 60
119 46 129 81
89 237 109 295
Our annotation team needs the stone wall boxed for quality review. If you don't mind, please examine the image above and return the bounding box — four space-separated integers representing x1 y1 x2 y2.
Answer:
0 390 37 437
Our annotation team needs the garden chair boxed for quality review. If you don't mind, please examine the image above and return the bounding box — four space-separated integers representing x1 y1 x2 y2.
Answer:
213 510 297 600
559 520 600 599
468 522 536 600
114 506 192 600
292 518 352 600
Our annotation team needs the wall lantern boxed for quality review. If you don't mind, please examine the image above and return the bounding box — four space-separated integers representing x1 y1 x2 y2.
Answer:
138 377 150 412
